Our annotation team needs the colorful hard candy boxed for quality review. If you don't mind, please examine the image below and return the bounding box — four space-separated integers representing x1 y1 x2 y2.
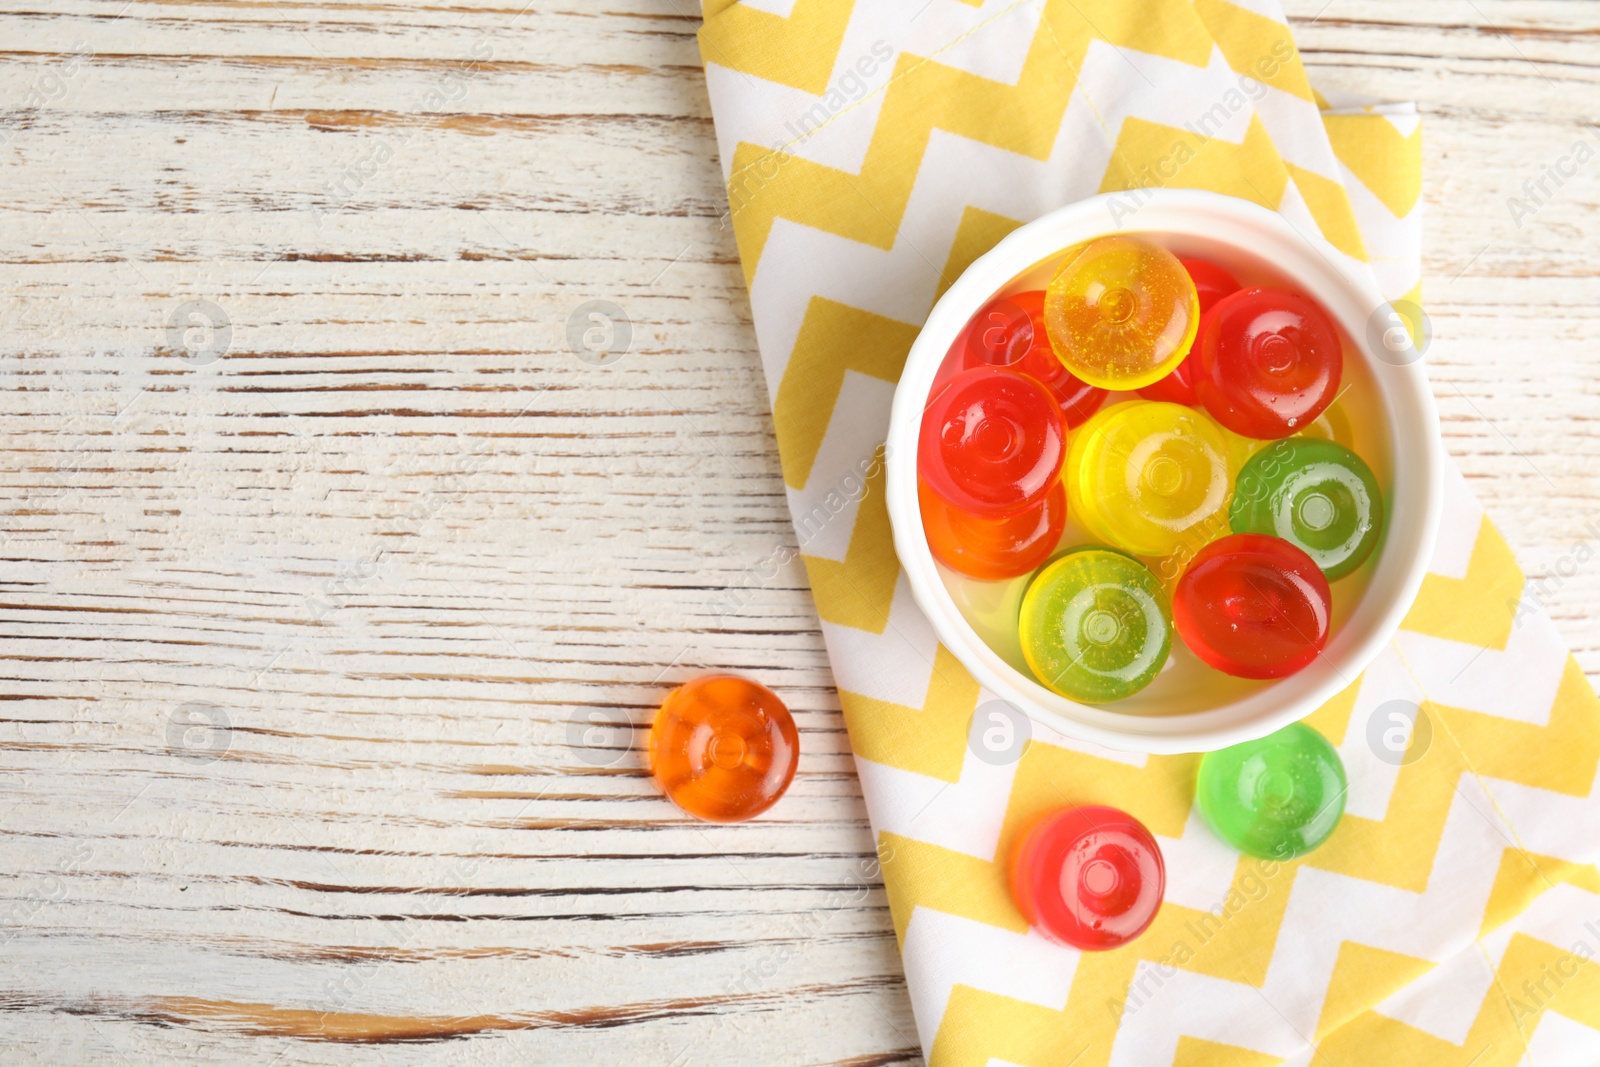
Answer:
919 367 1066 517
1195 722 1346 858
1019 548 1172 703
920 478 1067 581
1043 236 1199 390
960 292 1038 370
1137 257 1240 406
1182 257 1243 312
1195 287 1343 439
650 675 798 823
1230 438 1383 580
1066 400 1233 558
921 239 1383 706
1010 804 1165 949
961 290 1106 427
1174 533 1332 679
1008 291 1107 427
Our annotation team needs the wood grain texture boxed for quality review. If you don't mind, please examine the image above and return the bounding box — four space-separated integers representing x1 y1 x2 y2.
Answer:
0 1 1595 1063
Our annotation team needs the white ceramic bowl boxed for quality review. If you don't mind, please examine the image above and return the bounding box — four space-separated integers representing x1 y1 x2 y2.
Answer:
886 190 1441 754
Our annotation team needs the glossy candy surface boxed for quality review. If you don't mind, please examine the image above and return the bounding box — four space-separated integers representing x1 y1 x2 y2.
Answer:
1196 287 1343 439
960 291 1106 427
920 478 1067 581
919 368 1066 517
1017 341 1107 429
1182 257 1244 312
1043 236 1199 390
1231 438 1383 580
1132 330 1200 406
960 292 1038 370
1066 401 1233 558
1196 722 1346 858
1019 548 1172 703
1137 258 1240 406
1010 805 1165 950
650 675 798 823
1174 534 1332 679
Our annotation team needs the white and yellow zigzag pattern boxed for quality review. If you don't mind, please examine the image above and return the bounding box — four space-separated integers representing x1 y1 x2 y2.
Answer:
699 0 1600 1063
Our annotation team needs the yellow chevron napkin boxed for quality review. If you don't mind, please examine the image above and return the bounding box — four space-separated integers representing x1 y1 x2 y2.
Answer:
698 2 1600 1062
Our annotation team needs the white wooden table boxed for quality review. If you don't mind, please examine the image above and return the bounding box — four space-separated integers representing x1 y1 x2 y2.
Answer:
1 2 1596 1063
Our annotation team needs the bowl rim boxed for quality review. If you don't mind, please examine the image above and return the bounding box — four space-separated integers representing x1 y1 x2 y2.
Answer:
885 189 1442 755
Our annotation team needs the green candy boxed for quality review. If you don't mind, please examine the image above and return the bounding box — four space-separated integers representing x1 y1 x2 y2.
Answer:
1196 722 1346 859
1230 438 1383 581
1019 547 1171 704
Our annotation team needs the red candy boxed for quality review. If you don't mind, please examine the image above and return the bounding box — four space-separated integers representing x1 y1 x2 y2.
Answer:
1010 805 1165 950
1010 298 1107 428
1183 258 1243 312
1194 287 1342 439
960 291 1106 427
919 367 1065 517
1136 259 1237 407
920 478 1066 580
961 293 1038 370
1174 533 1332 679
1135 325 1200 406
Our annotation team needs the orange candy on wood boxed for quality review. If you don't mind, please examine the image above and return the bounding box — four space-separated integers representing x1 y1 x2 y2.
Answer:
649 675 798 822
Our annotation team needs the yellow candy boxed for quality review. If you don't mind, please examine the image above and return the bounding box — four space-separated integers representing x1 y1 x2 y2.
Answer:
1067 400 1233 558
1043 236 1199 390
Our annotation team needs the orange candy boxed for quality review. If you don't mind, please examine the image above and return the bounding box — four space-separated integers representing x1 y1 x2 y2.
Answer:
920 478 1066 580
649 675 798 822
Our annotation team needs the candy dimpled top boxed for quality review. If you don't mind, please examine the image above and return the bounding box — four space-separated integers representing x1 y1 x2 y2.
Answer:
961 292 1039 370
1010 804 1166 950
1018 548 1172 704
919 367 1065 517
1231 438 1383 580
1067 400 1233 558
649 675 798 823
1195 287 1343 439
1196 722 1346 859
1043 237 1199 391
1174 533 1332 679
